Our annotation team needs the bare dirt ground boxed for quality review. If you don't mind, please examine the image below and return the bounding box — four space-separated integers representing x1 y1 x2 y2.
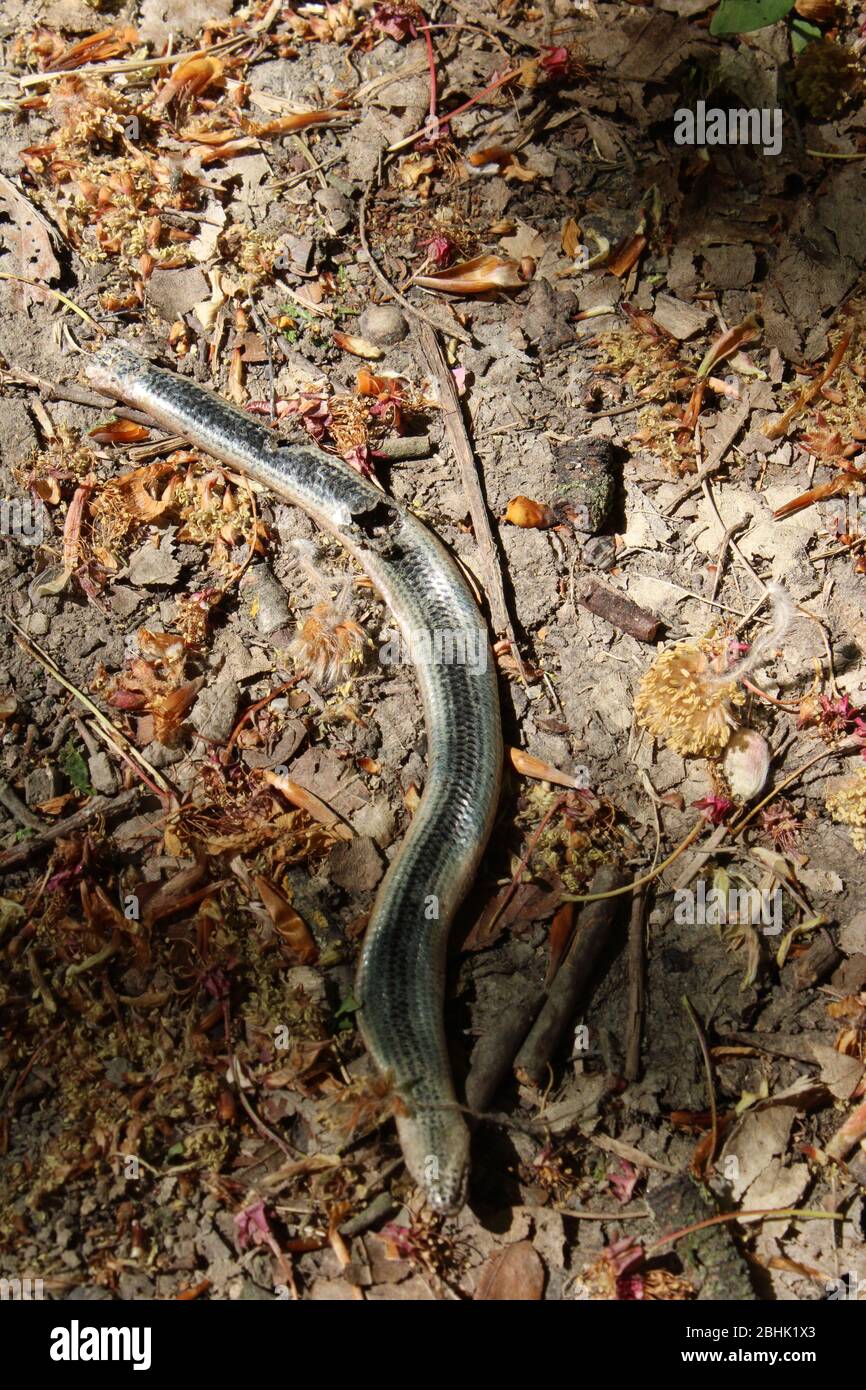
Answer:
0 0 865 1302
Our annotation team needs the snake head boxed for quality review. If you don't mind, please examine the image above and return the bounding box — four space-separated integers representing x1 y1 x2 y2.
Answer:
396 1109 470 1214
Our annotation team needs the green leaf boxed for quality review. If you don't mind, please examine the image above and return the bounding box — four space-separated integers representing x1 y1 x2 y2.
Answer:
791 16 822 51
710 0 795 35
334 991 360 1030
60 740 92 795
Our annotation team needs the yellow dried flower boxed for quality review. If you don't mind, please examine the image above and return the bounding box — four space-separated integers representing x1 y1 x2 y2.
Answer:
825 766 866 850
634 634 744 756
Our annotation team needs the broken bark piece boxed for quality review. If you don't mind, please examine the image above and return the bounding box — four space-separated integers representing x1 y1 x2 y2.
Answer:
574 576 660 642
514 865 628 1085
465 985 547 1115
788 928 841 991
551 436 618 533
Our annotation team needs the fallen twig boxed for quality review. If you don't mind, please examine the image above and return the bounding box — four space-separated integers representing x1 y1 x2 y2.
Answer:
0 787 142 872
625 887 646 1082
416 322 527 670
514 865 628 1085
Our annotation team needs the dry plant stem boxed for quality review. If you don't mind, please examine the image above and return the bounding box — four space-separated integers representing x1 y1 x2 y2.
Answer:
446 0 548 52
358 175 471 344
0 787 141 872
15 35 250 88
247 300 276 421
564 819 705 904
387 66 522 151
514 865 628 1085
644 1206 845 1256
221 996 298 1163
353 56 428 105
231 1055 296 1163
556 1207 651 1221
682 995 719 1169
670 823 729 893
2 1024 66 1112
625 887 646 1082
710 518 747 603
765 332 851 441
418 10 438 124
730 744 853 837
5 617 174 801
703 478 765 591
663 400 750 516
0 272 99 327
739 677 799 710
224 679 299 759
417 323 527 672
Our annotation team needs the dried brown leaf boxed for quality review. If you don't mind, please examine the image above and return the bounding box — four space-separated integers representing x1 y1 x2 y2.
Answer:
413 254 529 295
474 1241 545 1300
333 331 383 360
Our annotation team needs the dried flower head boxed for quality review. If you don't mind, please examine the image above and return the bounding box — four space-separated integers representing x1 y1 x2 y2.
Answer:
289 602 367 688
634 634 745 756
793 38 862 119
759 798 801 853
826 766 866 850
798 692 866 745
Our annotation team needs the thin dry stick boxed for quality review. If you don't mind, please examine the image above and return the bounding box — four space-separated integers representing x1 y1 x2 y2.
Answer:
556 1207 651 1221
564 819 705 904
15 35 250 87
682 994 719 1169
446 0 548 52
709 517 748 604
644 1206 845 1256
0 787 141 872
703 477 766 592
5 617 174 800
663 400 750 516
0 272 100 328
482 793 567 941
417 322 528 678
625 887 646 1082
0 779 42 829
730 743 853 837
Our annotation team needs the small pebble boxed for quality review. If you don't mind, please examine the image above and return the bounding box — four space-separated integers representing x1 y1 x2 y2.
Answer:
359 304 408 347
